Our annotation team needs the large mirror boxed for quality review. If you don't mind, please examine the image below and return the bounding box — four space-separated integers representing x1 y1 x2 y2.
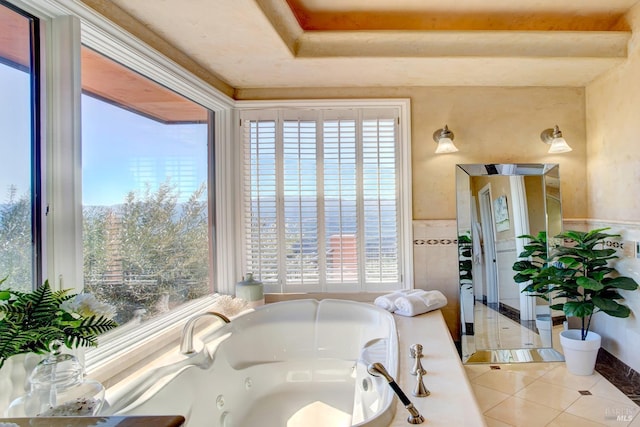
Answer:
456 164 565 363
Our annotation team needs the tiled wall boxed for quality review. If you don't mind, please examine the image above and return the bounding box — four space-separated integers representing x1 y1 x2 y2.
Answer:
412 220 459 339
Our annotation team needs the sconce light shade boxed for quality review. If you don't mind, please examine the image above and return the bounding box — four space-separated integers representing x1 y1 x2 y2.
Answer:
540 125 572 154
433 125 459 154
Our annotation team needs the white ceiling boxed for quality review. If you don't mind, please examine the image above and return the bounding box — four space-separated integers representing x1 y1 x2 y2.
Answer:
91 0 639 90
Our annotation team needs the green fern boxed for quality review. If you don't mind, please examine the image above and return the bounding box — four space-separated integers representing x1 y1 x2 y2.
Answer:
62 315 118 349
0 280 118 369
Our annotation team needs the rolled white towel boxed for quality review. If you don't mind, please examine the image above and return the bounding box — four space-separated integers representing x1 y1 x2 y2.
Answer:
374 289 423 312
421 290 448 309
394 290 448 317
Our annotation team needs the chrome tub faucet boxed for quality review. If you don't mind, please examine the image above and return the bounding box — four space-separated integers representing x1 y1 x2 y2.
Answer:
180 311 231 355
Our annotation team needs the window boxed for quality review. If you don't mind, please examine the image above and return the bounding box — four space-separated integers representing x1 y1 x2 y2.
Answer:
0 0 233 380
0 2 41 291
81 46 214 324
241 106 409 293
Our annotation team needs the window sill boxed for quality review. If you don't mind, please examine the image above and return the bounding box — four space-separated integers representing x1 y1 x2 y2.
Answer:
85 294 226 387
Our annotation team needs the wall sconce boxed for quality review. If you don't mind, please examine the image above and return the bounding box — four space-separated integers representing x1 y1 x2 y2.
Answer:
540 125 572 153
433 125 458 154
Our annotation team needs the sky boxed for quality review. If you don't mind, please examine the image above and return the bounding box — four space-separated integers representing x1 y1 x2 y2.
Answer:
81 95 208 206
0 64 31 202
1 62 209 207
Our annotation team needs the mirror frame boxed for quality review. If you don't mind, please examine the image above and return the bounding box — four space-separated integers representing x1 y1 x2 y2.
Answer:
456 163 565 363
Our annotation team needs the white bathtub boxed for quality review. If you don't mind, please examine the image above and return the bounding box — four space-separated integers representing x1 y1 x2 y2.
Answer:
111 299 398 427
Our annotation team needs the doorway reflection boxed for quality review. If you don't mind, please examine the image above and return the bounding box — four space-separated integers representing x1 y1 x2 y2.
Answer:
457 164 564 363
468 303 543 351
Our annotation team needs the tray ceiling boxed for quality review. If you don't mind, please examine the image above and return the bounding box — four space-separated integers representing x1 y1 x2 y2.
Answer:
83 0 638 91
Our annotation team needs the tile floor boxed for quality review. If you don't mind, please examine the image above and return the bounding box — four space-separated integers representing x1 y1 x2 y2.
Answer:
467 303 545 351
466 362 639 427
464 308 639 427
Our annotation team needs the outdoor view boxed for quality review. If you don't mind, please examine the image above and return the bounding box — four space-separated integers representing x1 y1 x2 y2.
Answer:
81 47 212 325
0 7 214 327
0 4 36 292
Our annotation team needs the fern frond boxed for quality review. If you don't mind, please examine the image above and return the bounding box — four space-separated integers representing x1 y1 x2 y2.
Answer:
64 334 97 349
1 280 118 360
0 326 54 363
52 288 75 304
0 324 23 359
0 302 28 316
66 315 118 337
10 281 58 328
29 281 59 322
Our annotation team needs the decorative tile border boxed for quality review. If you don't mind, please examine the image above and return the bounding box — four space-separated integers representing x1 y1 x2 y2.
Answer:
414 238 457 246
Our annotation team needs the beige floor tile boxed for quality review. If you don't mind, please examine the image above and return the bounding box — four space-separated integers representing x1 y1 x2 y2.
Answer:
466 364 493 380
473 369 538 395
565 395 639 427
589 378 636 405
466 325 637 427
514 380 581 411
537 365 602 391
472 304 545 349
498 362 561 379
484 396 561 427
472 383 511 412
484 415 514 427
629 412 640 427
546 412 608 427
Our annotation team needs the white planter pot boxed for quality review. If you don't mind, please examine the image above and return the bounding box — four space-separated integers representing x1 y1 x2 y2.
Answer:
559 329 601 376
535 316 552 347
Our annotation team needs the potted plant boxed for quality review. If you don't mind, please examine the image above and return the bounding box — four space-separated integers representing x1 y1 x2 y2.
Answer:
0 278 118 411
544 228 638 375
0 279 118 370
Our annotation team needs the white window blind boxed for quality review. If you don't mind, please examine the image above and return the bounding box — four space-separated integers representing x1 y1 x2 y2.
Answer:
241 107 403 293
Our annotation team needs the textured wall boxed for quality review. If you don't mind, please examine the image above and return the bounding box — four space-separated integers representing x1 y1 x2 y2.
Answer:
586 5 640 223
237 86 588 221
585 3 640 373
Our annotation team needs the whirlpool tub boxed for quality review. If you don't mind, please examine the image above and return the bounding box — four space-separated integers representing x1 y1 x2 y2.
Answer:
110 299 399 427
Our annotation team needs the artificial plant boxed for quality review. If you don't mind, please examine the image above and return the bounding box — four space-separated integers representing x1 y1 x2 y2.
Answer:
0 279 118 369
512 231 553 298
520 228 639 341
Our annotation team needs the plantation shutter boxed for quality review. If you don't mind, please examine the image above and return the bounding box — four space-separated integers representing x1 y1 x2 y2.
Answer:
283 117 319 285
243 118 278 284
362 115 399 284
241 108 402 293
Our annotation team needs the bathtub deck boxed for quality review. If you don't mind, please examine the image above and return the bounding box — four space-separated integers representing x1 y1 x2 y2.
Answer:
390 310 486 427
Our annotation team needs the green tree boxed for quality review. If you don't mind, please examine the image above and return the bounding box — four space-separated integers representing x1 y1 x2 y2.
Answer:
83 182 210 324
83 205 110 284
0 186 32 290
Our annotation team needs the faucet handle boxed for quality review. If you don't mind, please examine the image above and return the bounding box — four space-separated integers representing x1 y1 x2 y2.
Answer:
413 368 431 398
410 355 426 376
410 343 423 358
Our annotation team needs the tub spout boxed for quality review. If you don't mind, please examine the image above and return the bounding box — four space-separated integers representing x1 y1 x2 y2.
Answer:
180 311 231 355
367 363 425 424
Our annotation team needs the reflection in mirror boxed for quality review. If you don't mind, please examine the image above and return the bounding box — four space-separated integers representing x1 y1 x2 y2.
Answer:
456 164 565 363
